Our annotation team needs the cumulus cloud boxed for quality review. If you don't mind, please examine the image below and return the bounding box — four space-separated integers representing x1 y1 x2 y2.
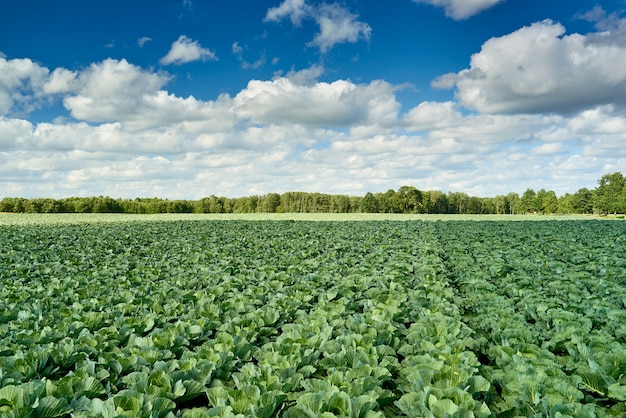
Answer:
46 59 233 131
1 103 622 198
264 0 371 53
2 52 626 199
309 3 372 53
403 101 463 130
578 6 626 46
568 105 626 135
265 0 310 25
412 0 503 20
284 64 324 85
62 58 170 125
233 75 399 129
531 142 564 155
0 57 49 116
433 20 626 114
0 117 33 149
42 68 78 94
160 35 217 65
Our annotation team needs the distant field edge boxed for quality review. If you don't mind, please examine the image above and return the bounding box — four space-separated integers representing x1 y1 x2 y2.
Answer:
0 212 605 225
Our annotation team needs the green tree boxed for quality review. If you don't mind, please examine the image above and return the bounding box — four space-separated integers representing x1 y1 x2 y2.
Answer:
258 193 281 213
570 188 594 214
469 196 487 214
395 186 422 213
536 189 558 214
506 192 519 214
594 172 625 215
480 197 496 214
519 189 538 213
330 195 350 213
422 190 448 214
92 196 123 213
0 197 27 213
377 189 397 213
359 192 378 212
557 193 574 214
493 195 508 215
448 192 469 214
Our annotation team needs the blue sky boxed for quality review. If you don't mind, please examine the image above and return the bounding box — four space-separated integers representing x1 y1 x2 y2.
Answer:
1 0 625 198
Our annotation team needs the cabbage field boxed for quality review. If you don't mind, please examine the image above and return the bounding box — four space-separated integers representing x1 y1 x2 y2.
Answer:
1 217 626 417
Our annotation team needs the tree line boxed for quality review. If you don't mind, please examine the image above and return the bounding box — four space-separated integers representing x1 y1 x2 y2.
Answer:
1 172 624 216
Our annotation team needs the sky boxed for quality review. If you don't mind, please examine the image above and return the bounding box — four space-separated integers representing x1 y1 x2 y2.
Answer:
1 0 626 199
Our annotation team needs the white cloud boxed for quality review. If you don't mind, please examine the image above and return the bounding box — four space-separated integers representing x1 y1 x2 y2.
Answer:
62 58 171 126
2 54 626 199
231 42 243 55
0 57 49 116
284 64 324 85
138 37 152 47
577 5 626 45
51 59 234 132
404 101 565 145
264 1 371 53
265 0 310 25
42 68 78 94
568 105 626 135
308 3 372 53
160 35 217 65
531 142 564 155
433 20 626 114
0 107 617 198
403 101 462 130
232 42 266 69
0 117 33 149
233 75 399 129
412 0 503 20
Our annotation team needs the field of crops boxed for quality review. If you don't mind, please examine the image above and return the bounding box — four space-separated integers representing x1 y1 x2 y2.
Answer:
1 217 625 417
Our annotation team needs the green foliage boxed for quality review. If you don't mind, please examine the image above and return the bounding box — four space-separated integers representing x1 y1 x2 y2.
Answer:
2 171 623 215
595 172 626 215
0 219 625 417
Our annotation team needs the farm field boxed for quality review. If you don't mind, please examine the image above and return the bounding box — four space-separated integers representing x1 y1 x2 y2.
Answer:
1 218 626 417
0 213 595 226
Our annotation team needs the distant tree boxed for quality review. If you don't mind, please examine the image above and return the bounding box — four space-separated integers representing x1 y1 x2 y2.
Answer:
257 193 281 213
231 196 258 213
506 192 519 214
557 193 574 214
330 195 350 213
24 199 42 213
493 195 508 214
422 190 448 214
594 172 625 215
166 200 193 213
465 196 483 214
448 192 469 214
359 192 378 213
40 198 65 213
0 197 27 213
205 195 225 213
480 197 496 214
536 189 558 214
92 196 123 213
395 186 422 213
519 189 538 213
377 190 397 213
348 196 361 213
569 188 594 214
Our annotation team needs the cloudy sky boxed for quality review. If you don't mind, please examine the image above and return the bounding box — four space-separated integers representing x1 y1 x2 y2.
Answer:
1 0 625 199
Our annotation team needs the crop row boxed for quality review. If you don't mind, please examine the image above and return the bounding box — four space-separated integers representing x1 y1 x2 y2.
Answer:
1 219 625 417
437 221 626 417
